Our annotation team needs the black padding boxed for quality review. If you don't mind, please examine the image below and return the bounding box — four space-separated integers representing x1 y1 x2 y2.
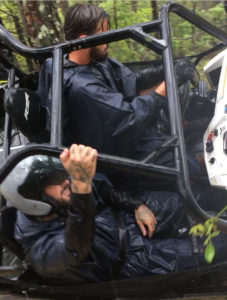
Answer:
4 88 46 141
0 207 24 260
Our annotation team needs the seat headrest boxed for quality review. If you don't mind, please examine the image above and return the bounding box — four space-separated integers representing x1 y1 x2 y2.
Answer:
4 88 45 140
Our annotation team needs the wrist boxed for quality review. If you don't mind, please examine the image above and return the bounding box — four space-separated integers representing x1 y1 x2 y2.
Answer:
135 203 145 212
71 180 92 194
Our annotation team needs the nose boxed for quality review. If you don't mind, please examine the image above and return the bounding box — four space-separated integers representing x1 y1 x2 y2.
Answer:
61 179 70 194
62 179 70 187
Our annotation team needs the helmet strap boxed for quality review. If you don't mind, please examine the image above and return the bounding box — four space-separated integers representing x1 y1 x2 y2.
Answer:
41 193 62 215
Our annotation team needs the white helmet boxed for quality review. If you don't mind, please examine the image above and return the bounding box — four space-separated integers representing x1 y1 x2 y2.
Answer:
0 155 67 216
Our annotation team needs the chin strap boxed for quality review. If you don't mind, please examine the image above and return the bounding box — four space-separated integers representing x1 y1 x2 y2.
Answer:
41 193 67 217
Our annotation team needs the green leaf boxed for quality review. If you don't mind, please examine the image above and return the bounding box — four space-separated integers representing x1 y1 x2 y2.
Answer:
189 226 197 235
204 217 215 228
189 224 204 236
205 223 214 236
204 230 220 246
196 224 205 234
205 242 215 264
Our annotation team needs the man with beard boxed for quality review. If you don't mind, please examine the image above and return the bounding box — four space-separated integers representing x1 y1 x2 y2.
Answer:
38 3 195 161
13 144 227 283
13 144 180 282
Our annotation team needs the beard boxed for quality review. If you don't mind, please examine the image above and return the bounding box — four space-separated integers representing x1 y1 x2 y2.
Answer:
90 46 108 62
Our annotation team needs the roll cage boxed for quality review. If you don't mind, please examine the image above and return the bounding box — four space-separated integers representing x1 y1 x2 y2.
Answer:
0 2 227 299
1 2 227 227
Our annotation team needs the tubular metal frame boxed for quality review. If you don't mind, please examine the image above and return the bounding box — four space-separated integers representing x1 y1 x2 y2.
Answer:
0 2 227 229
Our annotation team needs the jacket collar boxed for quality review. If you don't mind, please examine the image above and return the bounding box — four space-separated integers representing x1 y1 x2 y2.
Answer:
63 55 109 69
64 56 79 68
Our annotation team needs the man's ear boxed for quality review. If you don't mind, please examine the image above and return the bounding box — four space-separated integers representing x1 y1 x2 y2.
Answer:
79 34 87 38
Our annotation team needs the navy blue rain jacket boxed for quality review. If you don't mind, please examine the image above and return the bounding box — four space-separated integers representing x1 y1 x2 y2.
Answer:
38 57 167 159
14 181 227 282
14 174 184 282
38 56 200 176
15 187 121 283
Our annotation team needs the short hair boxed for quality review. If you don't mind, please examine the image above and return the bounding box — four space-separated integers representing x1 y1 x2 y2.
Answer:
64 3 110 41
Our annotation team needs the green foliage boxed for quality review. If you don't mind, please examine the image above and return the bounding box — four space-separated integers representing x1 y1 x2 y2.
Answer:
0 1 226 70
100 0 159 62
205 241 215 264
190 205 227 264
170 2 226 58
0 80 7 84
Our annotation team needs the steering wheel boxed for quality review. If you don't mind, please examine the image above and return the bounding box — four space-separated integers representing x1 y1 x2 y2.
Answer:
178 80 191 117
155 79 192 135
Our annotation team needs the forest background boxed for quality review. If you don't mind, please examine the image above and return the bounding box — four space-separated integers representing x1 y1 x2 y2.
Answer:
0 0 227 73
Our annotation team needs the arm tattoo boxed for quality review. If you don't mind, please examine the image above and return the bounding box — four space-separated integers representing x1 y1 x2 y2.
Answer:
70 165 90 183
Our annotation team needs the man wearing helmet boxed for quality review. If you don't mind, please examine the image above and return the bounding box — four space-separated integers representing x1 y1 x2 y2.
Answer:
14 144 164 281
14 145 227 282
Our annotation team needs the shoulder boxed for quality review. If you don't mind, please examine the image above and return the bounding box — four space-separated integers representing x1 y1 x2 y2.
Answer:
106 57 133 77
65 64 106 91
15 211 64 240
106 57 124 67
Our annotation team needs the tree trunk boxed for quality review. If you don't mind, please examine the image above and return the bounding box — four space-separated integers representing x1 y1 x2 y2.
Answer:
151 0 158 21
131 0 138 13
21 0 42 39
151 0 159 57
113 0 118 29
57 0 69 15
12 14 34 72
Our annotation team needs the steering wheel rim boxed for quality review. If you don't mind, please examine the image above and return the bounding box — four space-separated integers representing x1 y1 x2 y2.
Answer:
178 80 191 117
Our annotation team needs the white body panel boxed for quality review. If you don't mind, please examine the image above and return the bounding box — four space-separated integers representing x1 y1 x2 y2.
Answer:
204 48 227 189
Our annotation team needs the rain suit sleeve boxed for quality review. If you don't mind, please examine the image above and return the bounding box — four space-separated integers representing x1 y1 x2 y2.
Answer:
93 173 143 212
38 57 166 156
30 192 95 278
64 65 162 156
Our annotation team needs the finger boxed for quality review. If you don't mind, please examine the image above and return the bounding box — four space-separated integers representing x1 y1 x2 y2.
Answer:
91 149 98 162
82 148 97 168
60 148 70 164
83 147 96 160
90 149 98 177
153 216 157 224
149 211 157 225
137 221 146 237
83 148 98 162
69 144 78 156
78 144 85 154
70 144 86 161
84 147 92 156
147 222 155 238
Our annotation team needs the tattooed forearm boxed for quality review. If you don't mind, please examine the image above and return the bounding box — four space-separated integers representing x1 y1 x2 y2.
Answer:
71 184 78 193
60 144 98 194
69 166 91 183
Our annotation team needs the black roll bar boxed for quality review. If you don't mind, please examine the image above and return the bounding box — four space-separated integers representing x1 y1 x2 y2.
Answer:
0 144 180 185
159 3 226 226
0 20 164 59
50 48 63 147
3 68 15 158
0 2 227 229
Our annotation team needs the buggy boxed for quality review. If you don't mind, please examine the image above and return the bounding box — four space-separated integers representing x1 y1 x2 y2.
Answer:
0 2 227 299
